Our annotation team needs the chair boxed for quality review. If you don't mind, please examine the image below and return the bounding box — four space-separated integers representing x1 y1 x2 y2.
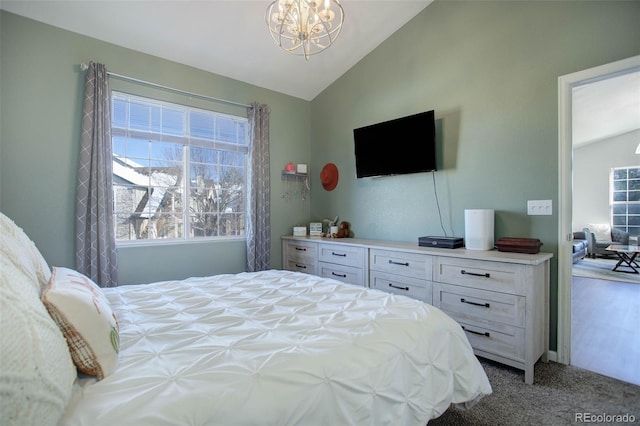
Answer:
572 231 588 263
583 224 630 258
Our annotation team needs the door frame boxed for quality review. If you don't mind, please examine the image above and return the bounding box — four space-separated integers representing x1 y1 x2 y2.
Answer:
557 54 640 365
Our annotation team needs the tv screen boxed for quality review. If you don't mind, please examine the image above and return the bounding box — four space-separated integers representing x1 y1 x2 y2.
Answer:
353 110 436 178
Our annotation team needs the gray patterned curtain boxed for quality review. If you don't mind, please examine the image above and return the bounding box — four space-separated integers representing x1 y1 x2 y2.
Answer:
246 103 271 272
75 62 118 287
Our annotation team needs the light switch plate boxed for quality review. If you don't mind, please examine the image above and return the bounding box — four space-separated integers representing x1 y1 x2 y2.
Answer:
527 200 552 215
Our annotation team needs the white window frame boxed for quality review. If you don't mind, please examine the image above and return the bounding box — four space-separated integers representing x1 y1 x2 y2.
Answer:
610 165 640 238
111 91 249 246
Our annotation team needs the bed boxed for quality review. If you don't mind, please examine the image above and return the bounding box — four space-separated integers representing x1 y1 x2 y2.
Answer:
0 212 491 425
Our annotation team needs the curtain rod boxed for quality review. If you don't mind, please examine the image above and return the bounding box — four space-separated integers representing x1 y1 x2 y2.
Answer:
80 63 251 109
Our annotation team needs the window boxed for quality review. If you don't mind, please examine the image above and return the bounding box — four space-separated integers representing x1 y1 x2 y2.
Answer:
111 92 249 243
611 166 640 238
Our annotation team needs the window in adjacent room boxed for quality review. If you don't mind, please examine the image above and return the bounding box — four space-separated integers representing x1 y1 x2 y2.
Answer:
111 92 249 244
611 166 640 238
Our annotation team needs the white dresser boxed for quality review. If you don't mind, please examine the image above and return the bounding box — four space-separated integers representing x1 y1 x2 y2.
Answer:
282 236 552 384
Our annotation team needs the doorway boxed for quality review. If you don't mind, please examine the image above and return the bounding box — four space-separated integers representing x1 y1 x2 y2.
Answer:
557 55 640 372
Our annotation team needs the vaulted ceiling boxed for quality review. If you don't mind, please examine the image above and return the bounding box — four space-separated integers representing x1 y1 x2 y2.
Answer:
3 0 638 145
1 0 432 101
572 70 640 148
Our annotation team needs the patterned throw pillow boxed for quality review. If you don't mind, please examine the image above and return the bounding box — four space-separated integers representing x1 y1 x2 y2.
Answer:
42 267 120 380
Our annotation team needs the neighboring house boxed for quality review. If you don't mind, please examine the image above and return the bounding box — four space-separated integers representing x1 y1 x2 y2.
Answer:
112 156 179 240
112 155 244 241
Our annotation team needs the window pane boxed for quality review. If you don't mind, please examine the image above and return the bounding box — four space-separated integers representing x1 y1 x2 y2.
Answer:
113 184 147 213
129 101 152 131
113 137 127 157
191 147 218 165
612 204 627 215
629 168 640 179
613 180 627 191
162 108 184 136
190 111 215 140
613 192 627 202
121 138 150 161
630 179 640 191
190 213 218 237
150 142 183 162
216 116 240 143
190 163 218 185
221 212 244 236
113 98 127 128
629 191 640 202
114 213 137 241
153 213 183 239
612 214 626 225
613 169 627 180
221 151 244 167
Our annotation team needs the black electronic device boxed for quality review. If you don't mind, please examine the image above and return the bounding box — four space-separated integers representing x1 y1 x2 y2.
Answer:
418 236 464 249
353 110 436 178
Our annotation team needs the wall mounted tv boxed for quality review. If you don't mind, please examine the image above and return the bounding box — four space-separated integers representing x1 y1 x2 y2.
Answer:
353 110 436 178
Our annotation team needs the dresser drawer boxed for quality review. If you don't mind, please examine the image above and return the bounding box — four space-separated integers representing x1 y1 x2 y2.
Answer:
283 258 317 275
435 257 520 295
318 243 366 268
370 270 432 304
319 262 365 287
285 240 317 263
370 249 432 280
433 282 525 327
448 313 525 363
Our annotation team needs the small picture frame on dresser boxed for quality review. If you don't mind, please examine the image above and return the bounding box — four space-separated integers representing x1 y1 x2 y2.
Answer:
293 226 306 237
309 222 322 237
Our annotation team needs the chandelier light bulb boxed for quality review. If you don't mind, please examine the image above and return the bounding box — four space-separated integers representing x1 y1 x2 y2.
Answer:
266 0 344 61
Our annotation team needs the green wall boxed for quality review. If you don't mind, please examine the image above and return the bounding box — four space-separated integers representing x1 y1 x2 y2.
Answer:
0 11 311 284
309 1 640 351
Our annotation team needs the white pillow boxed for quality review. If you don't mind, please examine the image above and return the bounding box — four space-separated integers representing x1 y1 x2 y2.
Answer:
0 212 52 292
42 267 120 380
0 253 76 425
588 223 612 242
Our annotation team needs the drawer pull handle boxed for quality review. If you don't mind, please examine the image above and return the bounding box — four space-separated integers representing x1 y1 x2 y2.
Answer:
295 263 306 269
461 298 490 308
332 252 347 257
461 269 490 278
389 283 409 291
332 272 347 278
461 326 490 337
295 247 307 252
389 260 409 267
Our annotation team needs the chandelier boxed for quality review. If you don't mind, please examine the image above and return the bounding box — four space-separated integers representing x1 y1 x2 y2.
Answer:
266 0 345 61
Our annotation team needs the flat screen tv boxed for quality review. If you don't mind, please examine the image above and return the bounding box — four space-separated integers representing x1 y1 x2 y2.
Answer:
353 110 436 178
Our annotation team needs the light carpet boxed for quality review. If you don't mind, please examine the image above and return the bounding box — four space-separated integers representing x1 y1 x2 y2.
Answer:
572 257 639 283
429 358 640 425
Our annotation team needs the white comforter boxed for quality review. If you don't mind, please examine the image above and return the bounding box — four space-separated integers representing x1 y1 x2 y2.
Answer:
60 270 491 425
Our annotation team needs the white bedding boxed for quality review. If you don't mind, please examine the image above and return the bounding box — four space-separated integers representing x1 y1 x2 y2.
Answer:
59 270 491 425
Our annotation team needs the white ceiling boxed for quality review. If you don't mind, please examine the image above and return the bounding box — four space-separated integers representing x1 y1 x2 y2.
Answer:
3 0 638 144
1 0 432 101
572 70 640 148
